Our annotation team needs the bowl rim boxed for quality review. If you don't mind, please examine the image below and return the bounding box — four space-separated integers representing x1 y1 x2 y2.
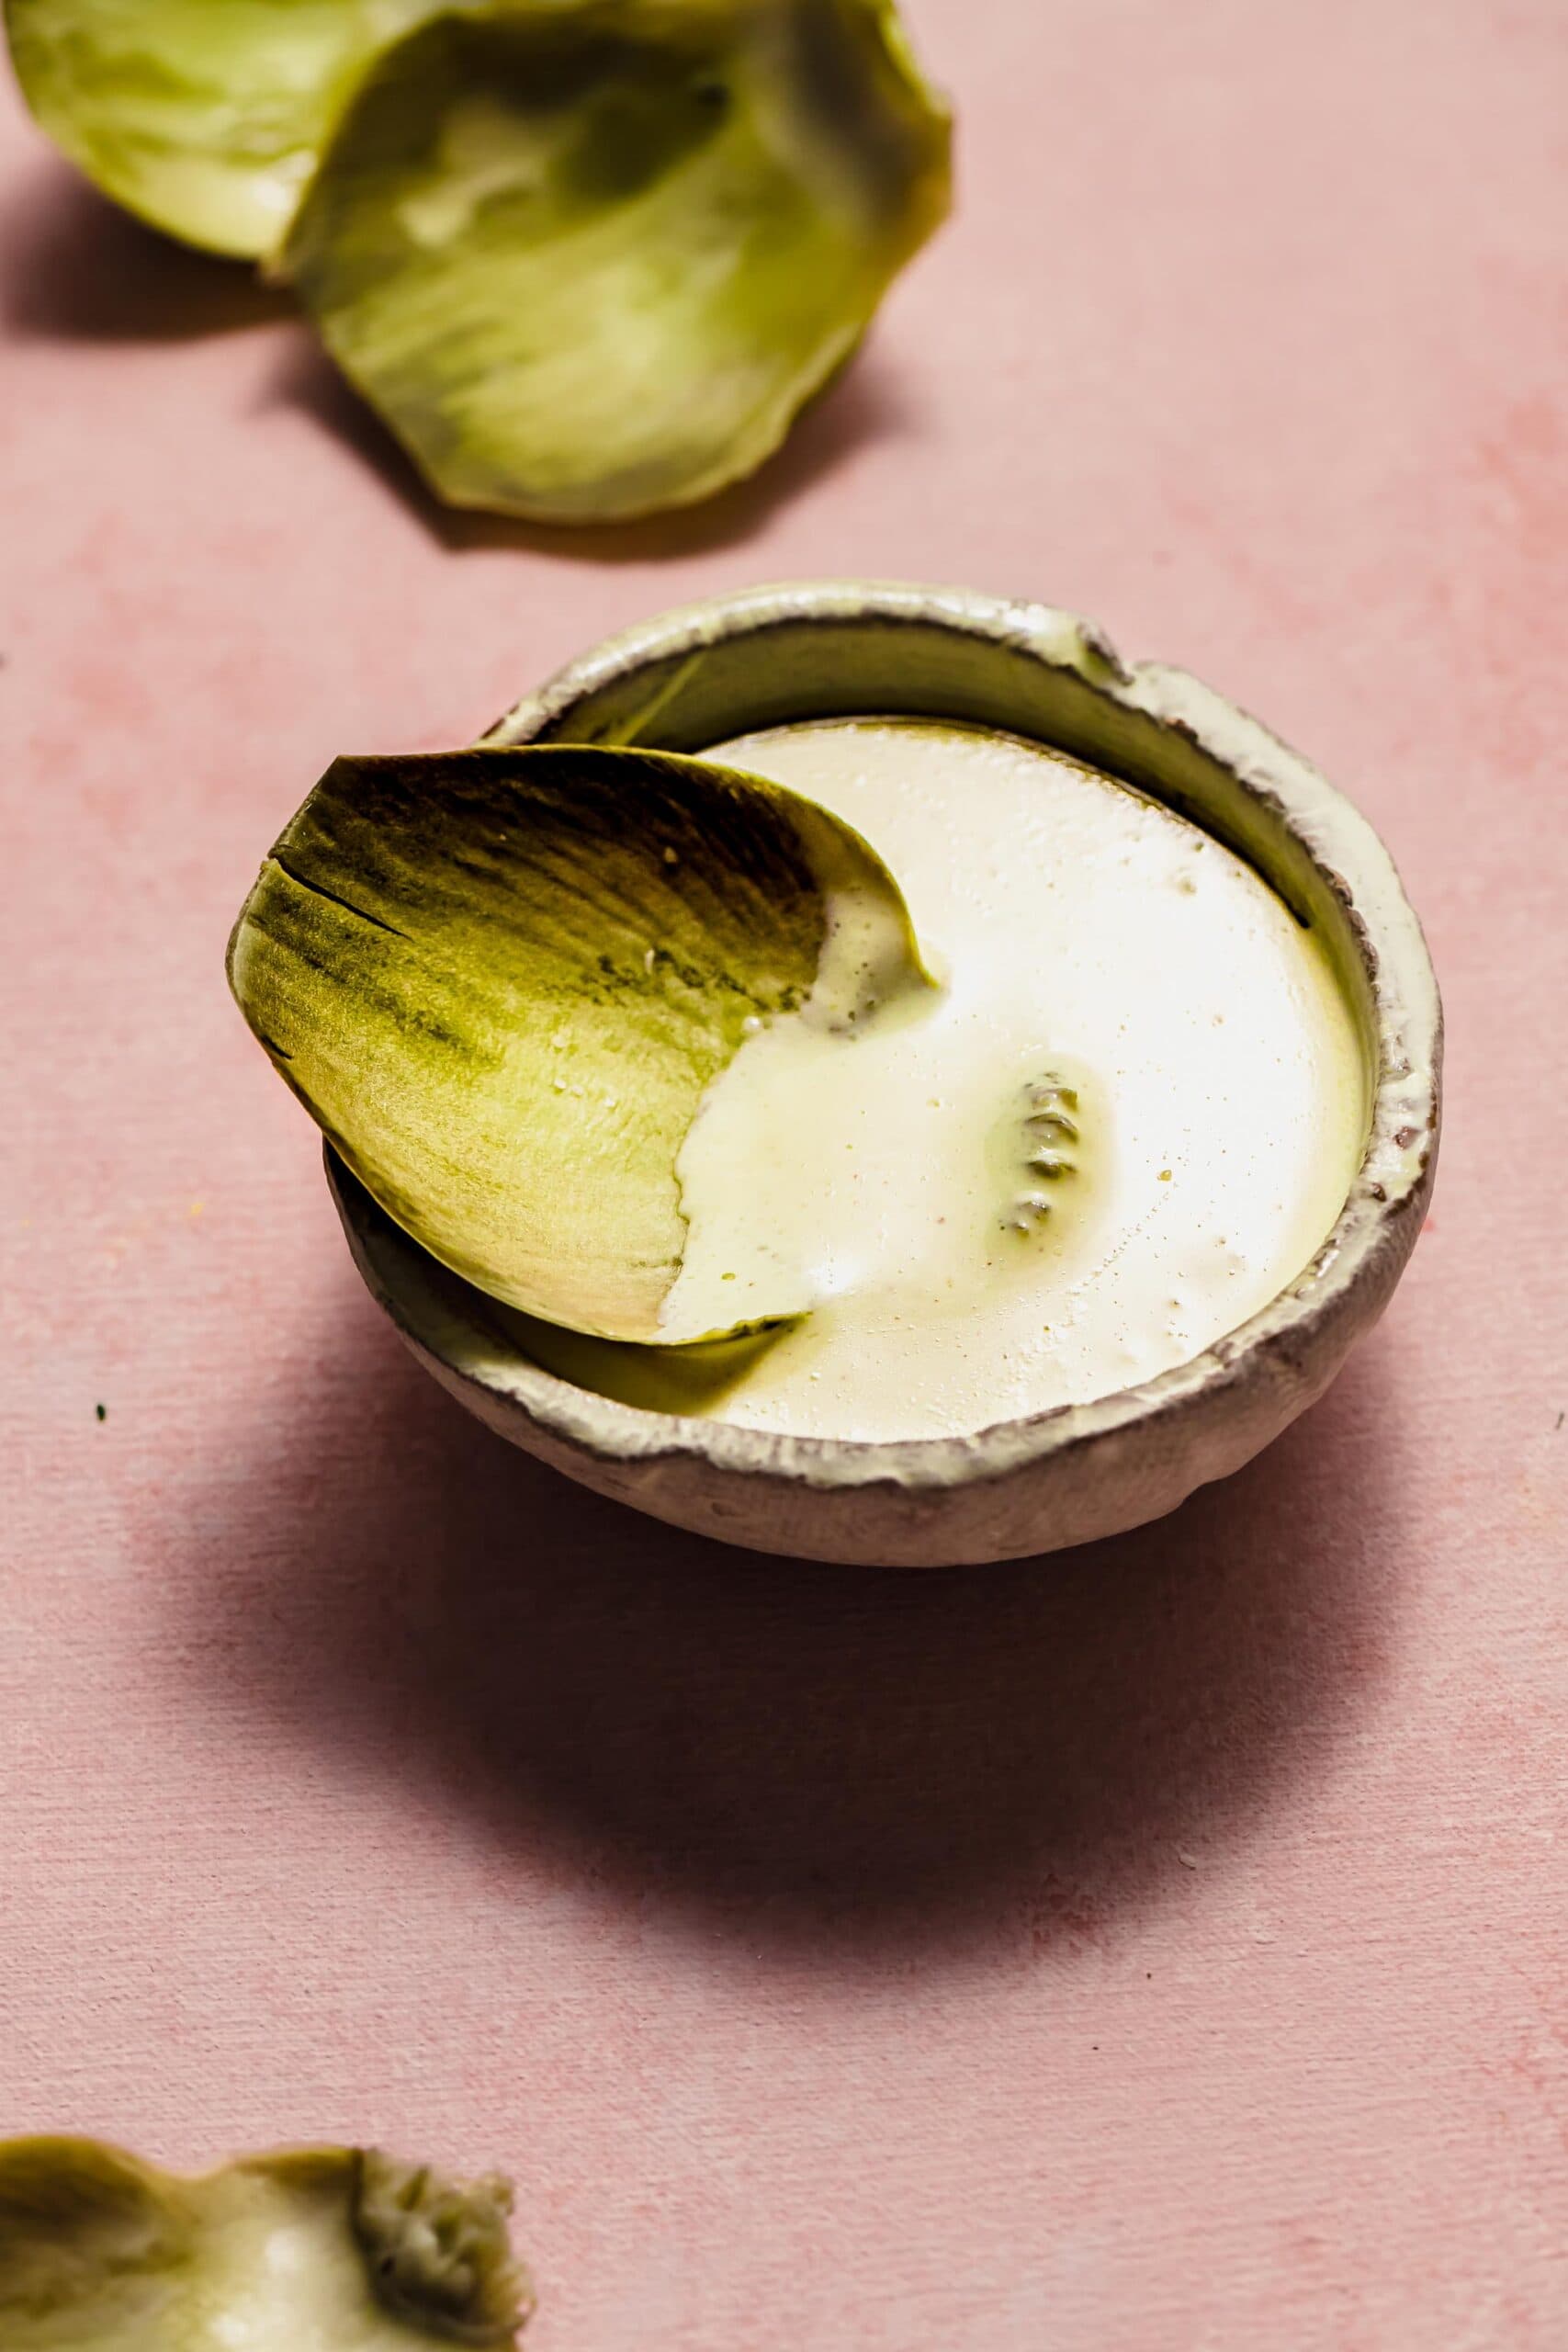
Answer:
334 577 1442 1496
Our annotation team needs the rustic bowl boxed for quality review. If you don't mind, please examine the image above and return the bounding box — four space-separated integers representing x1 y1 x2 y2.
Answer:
328 581 1441 1566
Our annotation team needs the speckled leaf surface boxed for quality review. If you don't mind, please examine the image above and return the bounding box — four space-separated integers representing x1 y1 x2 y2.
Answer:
281 0 951 519
227 742 919 1342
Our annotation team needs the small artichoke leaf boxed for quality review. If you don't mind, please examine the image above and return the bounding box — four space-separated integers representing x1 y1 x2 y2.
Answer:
0 2136 532 2347
2 0 451 257
227 742 928 1344
279 0 952 521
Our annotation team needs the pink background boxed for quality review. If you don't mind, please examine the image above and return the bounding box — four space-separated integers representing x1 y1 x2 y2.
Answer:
3 3 1566 2343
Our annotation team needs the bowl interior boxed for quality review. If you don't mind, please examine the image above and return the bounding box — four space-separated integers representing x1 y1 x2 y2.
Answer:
489 591 1382 1123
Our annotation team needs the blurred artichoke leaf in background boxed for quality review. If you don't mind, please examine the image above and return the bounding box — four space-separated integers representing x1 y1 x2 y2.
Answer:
0 2135 534 2346
280 0 952 521
3 0 447 255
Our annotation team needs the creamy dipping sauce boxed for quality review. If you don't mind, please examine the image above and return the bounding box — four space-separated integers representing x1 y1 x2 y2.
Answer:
514 718 1368 1441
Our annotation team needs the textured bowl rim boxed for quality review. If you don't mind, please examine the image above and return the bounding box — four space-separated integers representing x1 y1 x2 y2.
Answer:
334 578 1442 1498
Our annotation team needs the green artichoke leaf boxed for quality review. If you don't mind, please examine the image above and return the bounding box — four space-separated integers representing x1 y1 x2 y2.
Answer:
2 0 446 256
280 0 952 520
0 2136 533 2347
227 742 929 1343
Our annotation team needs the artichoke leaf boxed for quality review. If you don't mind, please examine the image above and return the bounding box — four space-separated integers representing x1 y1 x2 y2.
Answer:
0 2135 532 2347
280 0 952 520
227 742 928 1343
2 0 447 256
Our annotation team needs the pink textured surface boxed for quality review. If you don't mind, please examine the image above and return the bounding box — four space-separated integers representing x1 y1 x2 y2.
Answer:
1 2 1564 2342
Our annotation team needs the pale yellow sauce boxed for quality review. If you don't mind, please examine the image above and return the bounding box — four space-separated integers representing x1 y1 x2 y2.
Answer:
517 719 1368 1441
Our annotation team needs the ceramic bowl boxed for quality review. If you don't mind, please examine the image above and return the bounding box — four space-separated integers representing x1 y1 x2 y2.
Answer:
328 581 1441 1566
